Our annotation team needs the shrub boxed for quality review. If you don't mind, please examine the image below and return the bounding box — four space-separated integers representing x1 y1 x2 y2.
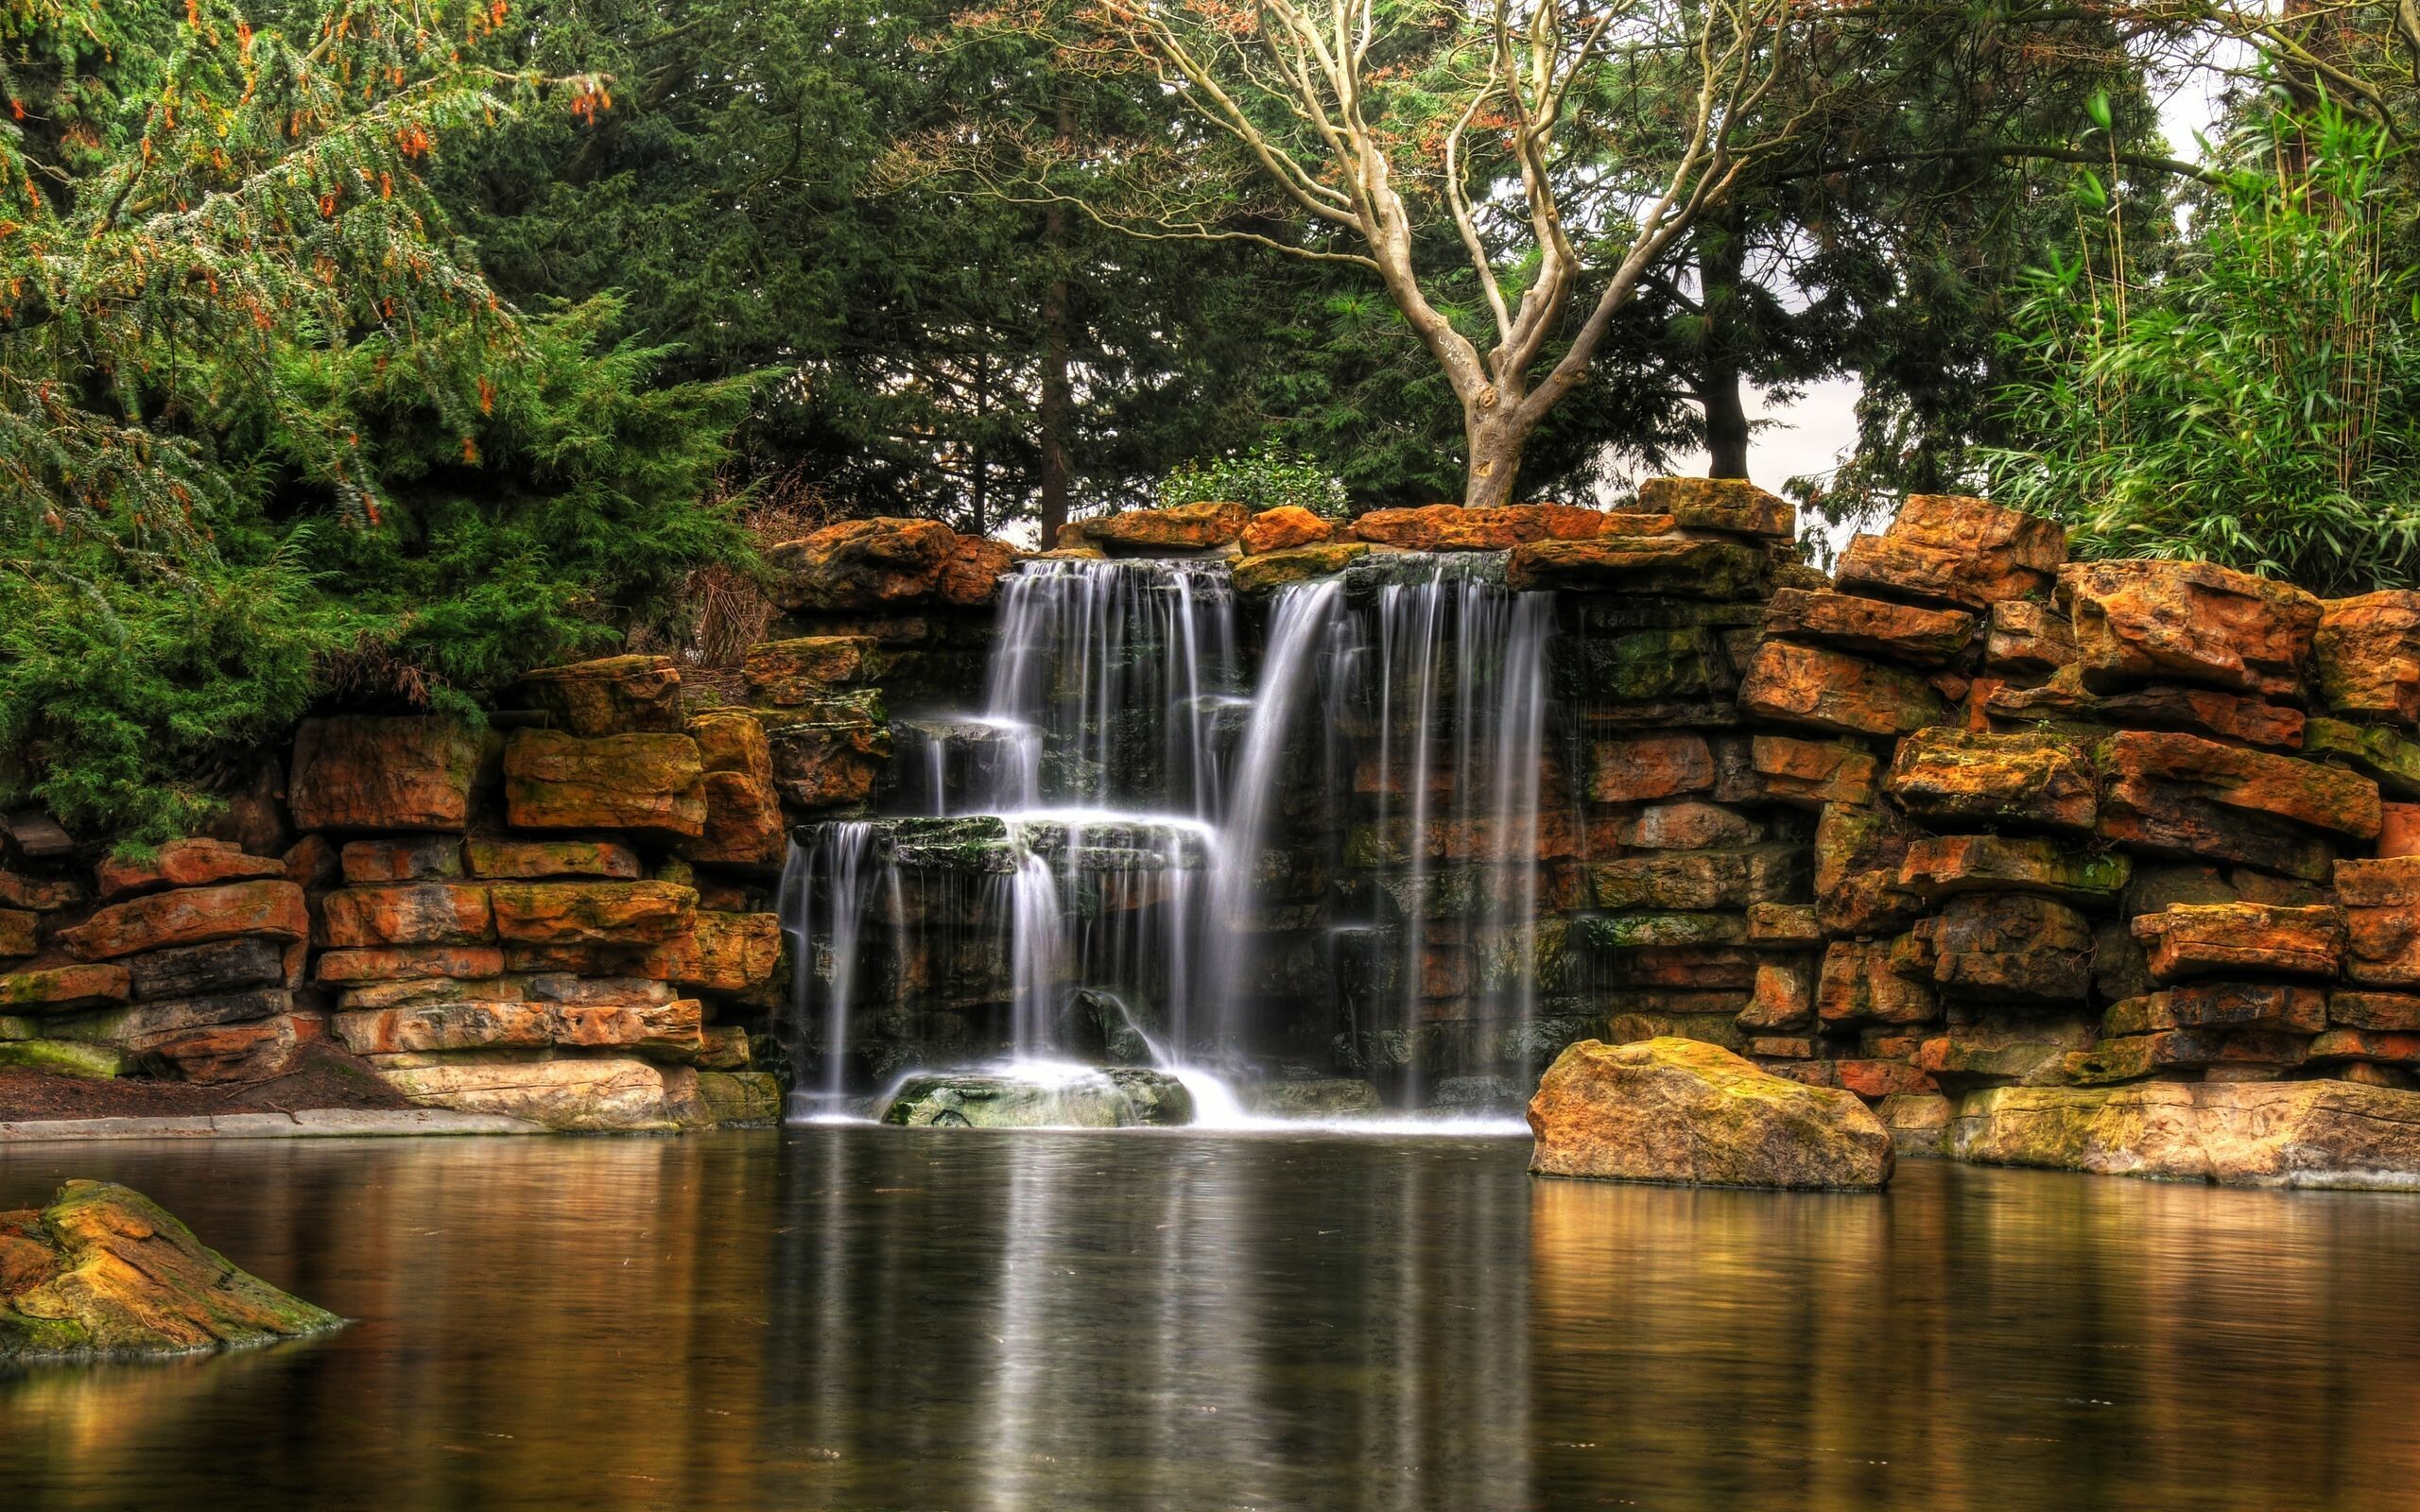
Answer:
1156 445 1350 521
1984 100 2420 596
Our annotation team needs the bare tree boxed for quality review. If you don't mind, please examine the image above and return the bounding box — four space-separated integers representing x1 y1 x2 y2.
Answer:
904 0 1842 507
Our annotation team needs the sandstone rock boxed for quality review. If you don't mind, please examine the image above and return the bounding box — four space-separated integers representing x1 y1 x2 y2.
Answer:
2302 716 2420 799
682 711 783 869
2065 1024 2308 1083
462 837 644 881
695 1024 754 1073
1588 732 1714 802
1526 1038 1893 1189
510 654 683 736
1078 500 1248 552
1836 496 2065 610
314 945 508 984
2100 729 2380 839
1814 801 1925 936
1745 902 1823 946
1763 588 1974 667
524 973 673 1006
2310 1029 2420 1064
1239 506 1333 555
147 1012 324 1083
2344 902 2420 988
1615 801 1764 850
2062 558 2320 698
0 870 82 912
1884 727 2098 834
2329 990 2420 1031
1737 641 1946 736
502 729 706 841
289 716 485 833
2382 804 2420 857
1817 939 1936 1025
337 836 465 885
1914 893 2094 1002
320 882 495 948
1913 1019 2098 1088
489 881 697 946
697 1070 783 1125
767 517 959 611
0 1181 339 1360
2103 983 2327 1036
1231 541 1374 595
283 833 340 890
743 636 887 704
337 975 521 1011
334 997 700 1057
59 988 295 1048
1504 536 1765 598
1738 957 1815 1031
95 838 283 902
1349 503 1604 550
881 1067 1195 1127
2335 855 2420 906
59 881 307 962
1634 476 1795 538
374 1057 707 1132
2132 902 2343 980
2314 590 2420 727
1750 734 1878 808
1950 1079 2420 1188
1576 912 1751 950
1582 847 1806 911
0 964 130 1013
763 694 890 810
1896 834 2129 904
1985 599 2077 677
637 910 783 992
938 536 1020 607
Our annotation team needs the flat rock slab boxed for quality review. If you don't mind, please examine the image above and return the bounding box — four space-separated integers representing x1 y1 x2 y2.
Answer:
0 1180 340 1360
0 1108 545 1141
1951 1081 2420 1189
881 1067 1196 1128
1527 1037 1893 1189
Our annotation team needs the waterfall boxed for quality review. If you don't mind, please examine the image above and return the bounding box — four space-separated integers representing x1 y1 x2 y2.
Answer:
778 819 882 1117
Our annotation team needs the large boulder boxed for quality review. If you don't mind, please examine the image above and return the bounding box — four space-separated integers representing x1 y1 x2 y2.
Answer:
1951 1080 2420 1189
288 716 487 833
880 1067 1197 1127
0 1181 340 1360
2062 558 2321 698
1525 1037 1893 1189
510 654 683 736
1240 506 1333 555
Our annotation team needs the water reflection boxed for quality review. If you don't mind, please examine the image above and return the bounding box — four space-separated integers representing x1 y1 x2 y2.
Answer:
2 1134 2417 1510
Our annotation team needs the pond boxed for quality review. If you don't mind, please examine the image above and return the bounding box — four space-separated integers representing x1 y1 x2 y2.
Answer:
3 1128 2416 1511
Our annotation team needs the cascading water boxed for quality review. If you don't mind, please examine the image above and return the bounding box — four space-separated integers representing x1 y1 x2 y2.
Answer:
777 545 1561 1117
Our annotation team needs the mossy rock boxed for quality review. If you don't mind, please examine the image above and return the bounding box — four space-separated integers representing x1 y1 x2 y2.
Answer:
0 1040 125 1079
0 1181 341 1361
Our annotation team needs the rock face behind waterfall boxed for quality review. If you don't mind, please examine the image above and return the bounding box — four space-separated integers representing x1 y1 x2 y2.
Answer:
881 1067 1196 1128
1527 1038 1893 1189
1 1180 340 1360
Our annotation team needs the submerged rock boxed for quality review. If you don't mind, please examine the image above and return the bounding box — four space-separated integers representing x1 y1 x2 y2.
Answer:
1 1180 340 1361
1238 1076 1384 1118
1527 1037 1893 1189
880 1067 1196 1128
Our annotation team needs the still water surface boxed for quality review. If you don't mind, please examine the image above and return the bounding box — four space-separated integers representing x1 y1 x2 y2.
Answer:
2 1127 2417 1511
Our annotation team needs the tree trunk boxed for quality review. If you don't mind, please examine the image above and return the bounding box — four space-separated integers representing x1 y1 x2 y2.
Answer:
1697 211 1752 479
1464 405 1526 509
1035 89 1076 547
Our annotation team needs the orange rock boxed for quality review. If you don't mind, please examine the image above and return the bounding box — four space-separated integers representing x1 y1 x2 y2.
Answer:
2104 983 2327 1035
462 838 643 880
2328 990 2420 1031
1835 1059 1937 1100
1738 957 1815 1031
502 729 706 840
553 998 704 1056
1817 940 1936 1025
1348 503 1603 550
2308 1028 2420 1065
1076 501 1248 551
2380 803 2420 858
743 636 887 705
1750 734 1878 808
685 770 786 870
1239 506 1333 555
95 839 284 902
1588 732 1714 802
1813 801 1925 936
2063 559 2321 698
337 837 465 885
2335 856 2420 907
938 536 1021 607
1835 495 2064 610
1738 640 1946 737
60 881 308 962
148 1013 324 1084
1913 894 2094 1002
0 870 83 912
766 517 960 612
2314 591 2420 727
283 834 340 890
288 716 487 833
1884 727 2099 833
764 696 890 810
488 881 698 946
1763 588 1974 666
313 944 508 984
320 883 495 948
1504 536 1765 598
510 654 683 736
2344 902 2420 988
0 964 130 1012
1985 599 2077 677
639 911 785 992
1634 476 1794 539
2100 730 2380 839
2133 902 2345 981
690 709 771 776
